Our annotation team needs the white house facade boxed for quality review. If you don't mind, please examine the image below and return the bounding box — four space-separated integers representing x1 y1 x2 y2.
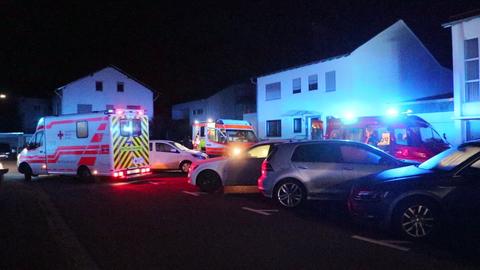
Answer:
256 20 453 140
444 12 480 145
54 66 155 119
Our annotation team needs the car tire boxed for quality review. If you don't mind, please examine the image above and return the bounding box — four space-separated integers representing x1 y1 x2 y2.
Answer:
179 161 192 173
21 164 32 181
197 170 221 192
274 179 306 208
392 198 440 240
77 166 95 183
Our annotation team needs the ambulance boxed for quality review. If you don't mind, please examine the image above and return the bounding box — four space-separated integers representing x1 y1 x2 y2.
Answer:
17 109 151 181
192 119 258 156
325 115 450 162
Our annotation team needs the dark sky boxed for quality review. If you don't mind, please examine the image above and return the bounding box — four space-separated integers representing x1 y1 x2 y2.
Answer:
1 0 478 105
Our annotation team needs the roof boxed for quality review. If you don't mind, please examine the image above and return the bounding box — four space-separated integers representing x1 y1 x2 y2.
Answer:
255 53 349 78
256 19 436 78
56 65 156 92
442 9 480 28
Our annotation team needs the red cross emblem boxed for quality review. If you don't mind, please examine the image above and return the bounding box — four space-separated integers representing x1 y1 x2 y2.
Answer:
57 130 64 140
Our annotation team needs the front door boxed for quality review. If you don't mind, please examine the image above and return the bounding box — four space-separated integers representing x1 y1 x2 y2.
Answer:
28 131 47 175
309 117 323 140
224 144 272 186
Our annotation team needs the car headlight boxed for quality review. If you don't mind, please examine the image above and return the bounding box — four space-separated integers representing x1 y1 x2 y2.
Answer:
351 189 389 201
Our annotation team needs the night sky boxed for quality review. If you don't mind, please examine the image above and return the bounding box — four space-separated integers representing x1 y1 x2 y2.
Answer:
1 0 478 105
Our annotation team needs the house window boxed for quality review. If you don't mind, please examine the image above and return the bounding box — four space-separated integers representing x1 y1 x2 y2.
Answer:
76 121 88 138
308 74 318 91
266 120 281 137
77 104 92 113
292 78 301 94
95 81 103 91
117 82 124 92
265 82 281 100
466 120 480 141
127 105 141 110
465 38 479 102
293 118 302 133
325 71 336 92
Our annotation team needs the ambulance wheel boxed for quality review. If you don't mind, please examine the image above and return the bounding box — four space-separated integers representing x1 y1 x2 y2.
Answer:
197 170 221 192
77 166 95 183
179 161 192 173
19 163 32 181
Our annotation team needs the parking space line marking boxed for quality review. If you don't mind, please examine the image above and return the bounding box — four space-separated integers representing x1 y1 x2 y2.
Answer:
242 207 279 216
352 235 410 252
182 191 206 197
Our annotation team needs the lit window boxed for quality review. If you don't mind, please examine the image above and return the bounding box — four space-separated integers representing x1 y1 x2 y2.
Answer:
308 75 318 91
76 121 88 138
292 78 301 94
265 82 281 100
464 38 479 102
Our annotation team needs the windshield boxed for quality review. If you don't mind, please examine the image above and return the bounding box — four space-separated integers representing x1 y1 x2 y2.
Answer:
418 146 480 171
225 130 257 143
173 142 190 151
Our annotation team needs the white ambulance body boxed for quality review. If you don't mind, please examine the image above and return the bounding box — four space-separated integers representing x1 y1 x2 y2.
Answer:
17 109 150 180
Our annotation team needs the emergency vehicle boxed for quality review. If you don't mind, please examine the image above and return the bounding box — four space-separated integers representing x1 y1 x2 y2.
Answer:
325 115 450 162
17 109 150 181
192 119 258 156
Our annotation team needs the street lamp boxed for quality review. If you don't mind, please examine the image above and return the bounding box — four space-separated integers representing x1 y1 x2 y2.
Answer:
0 94 6 99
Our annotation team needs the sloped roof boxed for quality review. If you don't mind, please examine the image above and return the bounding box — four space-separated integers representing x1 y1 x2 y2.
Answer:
56 65 155 92
256 19 442 78
442 9 480 28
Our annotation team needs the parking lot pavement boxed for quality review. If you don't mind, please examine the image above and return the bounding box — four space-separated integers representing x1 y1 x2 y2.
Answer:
2 171 480 269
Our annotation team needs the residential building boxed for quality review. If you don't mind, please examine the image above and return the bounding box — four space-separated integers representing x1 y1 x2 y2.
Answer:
256 20 452 140
54 66 155 119
443 10 480 145
171 82 256 133
17 97 52 133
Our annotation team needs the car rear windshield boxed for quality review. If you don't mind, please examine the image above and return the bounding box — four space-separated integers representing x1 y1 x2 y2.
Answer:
419 146 480 172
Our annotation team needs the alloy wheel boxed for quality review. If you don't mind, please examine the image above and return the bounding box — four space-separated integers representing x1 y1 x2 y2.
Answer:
400 204 435 238
277 182 303 207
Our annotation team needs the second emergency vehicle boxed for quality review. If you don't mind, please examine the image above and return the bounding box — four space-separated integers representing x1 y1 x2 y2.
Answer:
17 109 150 181
192 119 258 156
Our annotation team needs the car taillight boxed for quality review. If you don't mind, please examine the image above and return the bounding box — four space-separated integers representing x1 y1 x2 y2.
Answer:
258 160 273 188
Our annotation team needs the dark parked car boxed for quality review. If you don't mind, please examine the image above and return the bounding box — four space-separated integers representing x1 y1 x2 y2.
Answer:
0 143 13 159
349 141 480 240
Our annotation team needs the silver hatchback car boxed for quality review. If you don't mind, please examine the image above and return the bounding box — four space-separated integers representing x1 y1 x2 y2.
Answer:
258 140 412 208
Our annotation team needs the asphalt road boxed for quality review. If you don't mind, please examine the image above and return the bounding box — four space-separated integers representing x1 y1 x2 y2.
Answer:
1 162 479 269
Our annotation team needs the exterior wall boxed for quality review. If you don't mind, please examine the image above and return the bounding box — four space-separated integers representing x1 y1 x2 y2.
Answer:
59 67 154 119
171 83 255 125
449 17 480 144
17 97 51 133
256 20 453 140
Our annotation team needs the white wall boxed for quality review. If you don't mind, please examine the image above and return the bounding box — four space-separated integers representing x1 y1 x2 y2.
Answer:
257 20 453 140
60 67 154 119
450 17 480 144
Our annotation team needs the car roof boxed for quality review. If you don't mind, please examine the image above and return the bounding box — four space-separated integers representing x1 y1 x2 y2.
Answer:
278 139 368 146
